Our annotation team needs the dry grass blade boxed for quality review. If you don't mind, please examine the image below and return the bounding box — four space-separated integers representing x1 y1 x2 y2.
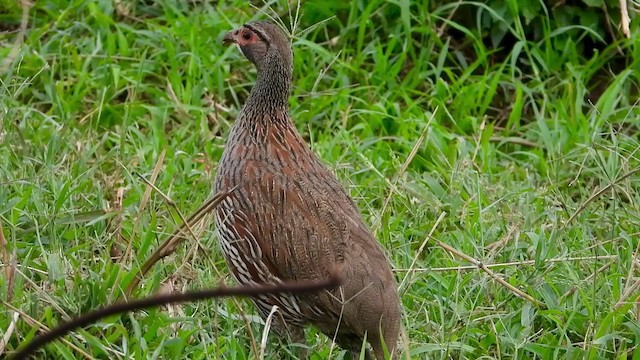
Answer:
14 267 70 319
431 238 545 308
166 80 192 120
485 222 520 255
259 305 280 360
400 326 411 360
117 151 166 268
565 167 640 225
620 0 631 38
0 311 19 354
109 185 126 259
1 301 98 360
123 189 235 298
374 109 436 234
293 15 337 39
398 211 446 293
617 233 640 315
310 50 342 95
285 0 302 36
561 260 614 300
0 0 31 73
141 149 166 210
112 151 167 300
489 136 538 148
614 277 640 309
614 235 640 310
251 1 288 35
0 220 16 301
136 175 218 262
120 173 255 354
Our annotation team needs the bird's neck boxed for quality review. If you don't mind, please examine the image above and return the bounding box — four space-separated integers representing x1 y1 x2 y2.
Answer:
243 55 292 116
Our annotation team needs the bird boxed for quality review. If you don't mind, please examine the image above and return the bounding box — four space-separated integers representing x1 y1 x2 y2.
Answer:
214 20 402 359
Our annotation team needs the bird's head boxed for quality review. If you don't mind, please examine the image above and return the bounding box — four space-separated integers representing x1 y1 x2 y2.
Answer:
222 21 292 71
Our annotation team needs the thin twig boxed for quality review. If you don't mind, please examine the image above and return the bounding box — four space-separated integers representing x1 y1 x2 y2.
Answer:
394 255 619 272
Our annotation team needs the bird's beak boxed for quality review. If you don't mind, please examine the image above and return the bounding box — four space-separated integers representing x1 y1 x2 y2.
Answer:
222 30 237 45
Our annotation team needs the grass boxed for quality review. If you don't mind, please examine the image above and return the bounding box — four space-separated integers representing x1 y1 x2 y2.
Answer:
1 0 639 358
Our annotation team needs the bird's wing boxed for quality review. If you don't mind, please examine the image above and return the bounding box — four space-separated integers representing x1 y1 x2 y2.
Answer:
248 169 352 281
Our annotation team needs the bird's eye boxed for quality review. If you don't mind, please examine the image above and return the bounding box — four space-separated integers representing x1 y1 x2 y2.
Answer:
243 32 251 40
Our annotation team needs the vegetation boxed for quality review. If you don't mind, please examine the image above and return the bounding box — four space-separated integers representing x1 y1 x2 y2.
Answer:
1 0 639 358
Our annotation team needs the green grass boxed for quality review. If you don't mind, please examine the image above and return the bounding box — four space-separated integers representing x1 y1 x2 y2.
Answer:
1 0 639 359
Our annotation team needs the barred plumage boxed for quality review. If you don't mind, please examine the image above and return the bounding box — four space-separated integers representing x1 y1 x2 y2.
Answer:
214 21 402 359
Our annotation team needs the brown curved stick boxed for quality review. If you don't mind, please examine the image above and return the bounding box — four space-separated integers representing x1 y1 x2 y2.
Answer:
124 189 235 297
11 270 342 360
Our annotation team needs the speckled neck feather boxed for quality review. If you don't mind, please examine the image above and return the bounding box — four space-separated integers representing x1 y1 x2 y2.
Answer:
243 41 292 116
